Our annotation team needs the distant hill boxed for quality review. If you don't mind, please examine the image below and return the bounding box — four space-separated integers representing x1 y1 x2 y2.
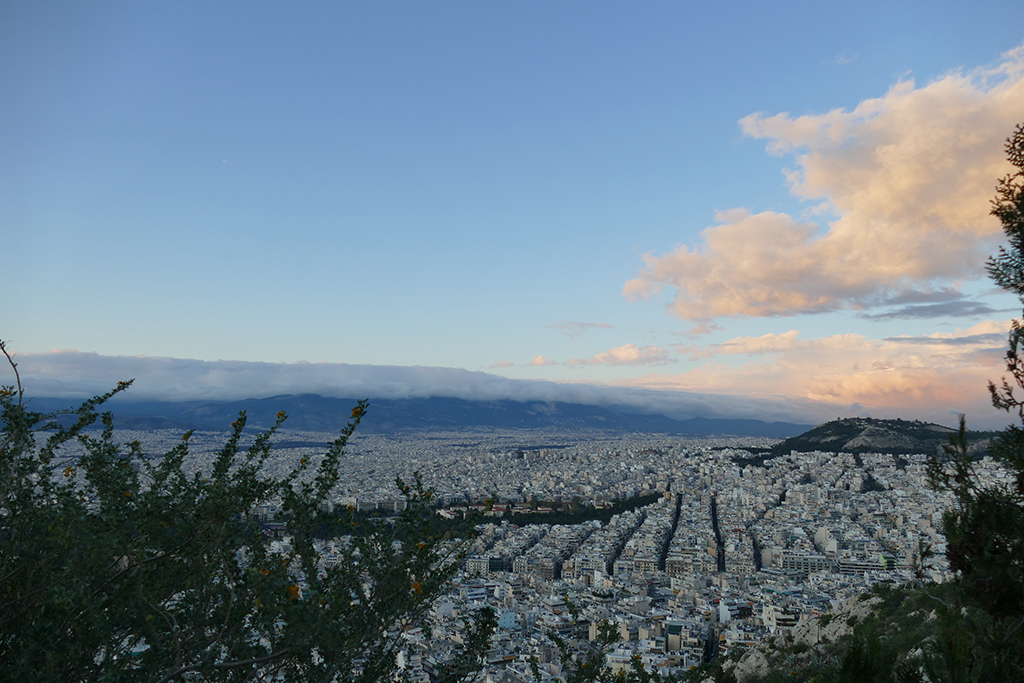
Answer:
22 394 810 438
771 417 997 456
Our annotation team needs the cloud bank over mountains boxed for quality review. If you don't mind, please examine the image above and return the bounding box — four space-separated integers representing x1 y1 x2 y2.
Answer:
624 45 1024 322
631 320 1010 429
13 349 833 426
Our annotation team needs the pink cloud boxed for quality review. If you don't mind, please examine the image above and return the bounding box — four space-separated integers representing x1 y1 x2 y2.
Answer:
623 321 1011 427
680 320 723 338
570 343 673 367
625 45 1024 320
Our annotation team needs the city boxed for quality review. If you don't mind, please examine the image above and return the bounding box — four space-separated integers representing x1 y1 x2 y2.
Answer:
118 424 991 680
8 5 1024 677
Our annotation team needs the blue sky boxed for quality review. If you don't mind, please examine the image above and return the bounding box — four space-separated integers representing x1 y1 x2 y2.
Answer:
5 2 1024 427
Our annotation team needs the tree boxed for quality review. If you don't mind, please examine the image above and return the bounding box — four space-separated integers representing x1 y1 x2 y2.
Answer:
934 123 1024 619
920 122 1024 676
0 341 494 682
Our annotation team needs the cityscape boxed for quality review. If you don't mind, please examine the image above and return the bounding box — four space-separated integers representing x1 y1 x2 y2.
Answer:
7 2 1024 680
116 422 987 680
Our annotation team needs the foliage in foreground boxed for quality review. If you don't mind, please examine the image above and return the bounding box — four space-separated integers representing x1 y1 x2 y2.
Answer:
731 581 1022 683
0 343 493 682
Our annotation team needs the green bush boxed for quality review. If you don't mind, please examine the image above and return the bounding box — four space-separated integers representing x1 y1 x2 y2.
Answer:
0 342 493 682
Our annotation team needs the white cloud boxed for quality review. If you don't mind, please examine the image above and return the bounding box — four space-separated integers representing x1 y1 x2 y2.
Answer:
834 51 858 66
7 349 826 424
625 45 1024 320
569 343 673 367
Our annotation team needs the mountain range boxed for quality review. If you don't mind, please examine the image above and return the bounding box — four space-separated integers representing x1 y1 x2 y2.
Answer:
23 394 811 438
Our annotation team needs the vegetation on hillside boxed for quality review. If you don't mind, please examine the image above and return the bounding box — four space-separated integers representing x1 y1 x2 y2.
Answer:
715 580 1021 682
766 417 998 458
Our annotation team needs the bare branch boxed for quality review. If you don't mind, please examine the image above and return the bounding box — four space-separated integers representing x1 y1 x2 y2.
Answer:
155 648 291 683
0 340 23 406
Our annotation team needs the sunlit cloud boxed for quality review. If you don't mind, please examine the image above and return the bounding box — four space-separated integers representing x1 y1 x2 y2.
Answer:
680 321 723 338
529 355 555 367
569 343 674 367
625 45 1024 321
715 330 806 355
678 330 872 361
625 321 1012 428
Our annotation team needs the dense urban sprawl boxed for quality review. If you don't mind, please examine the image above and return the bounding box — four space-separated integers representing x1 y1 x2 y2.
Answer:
118 426 1000 680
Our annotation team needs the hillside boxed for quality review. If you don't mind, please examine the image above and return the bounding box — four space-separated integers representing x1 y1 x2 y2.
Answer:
770 416 996 456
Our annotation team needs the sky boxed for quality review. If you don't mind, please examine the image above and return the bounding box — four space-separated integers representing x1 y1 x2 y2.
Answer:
4 2 1024 428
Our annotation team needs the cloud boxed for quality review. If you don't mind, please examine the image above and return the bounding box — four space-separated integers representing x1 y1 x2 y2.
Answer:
547 321 613 338
835 51 858 66
863 299 1001 320
18 336 1013 427
879 288 968 305
883 331 1006 346
882 320 1008 346
625 45 1024 321
529 355 555 366
7 349 827 424
680 321 723 338
713 330 805 355
678 330 873 360
623 320 1012 428
569 343 674 367
489 360 514 368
